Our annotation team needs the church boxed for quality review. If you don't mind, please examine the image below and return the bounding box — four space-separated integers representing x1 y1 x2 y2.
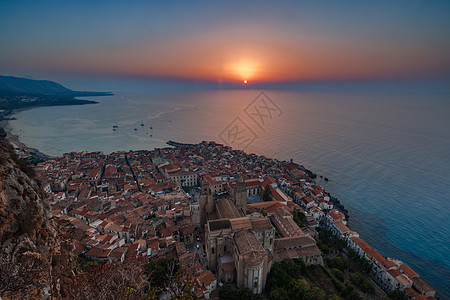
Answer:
199 175 323 294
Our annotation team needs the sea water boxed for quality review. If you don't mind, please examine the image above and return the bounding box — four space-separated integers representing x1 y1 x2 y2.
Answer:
9 80 450 297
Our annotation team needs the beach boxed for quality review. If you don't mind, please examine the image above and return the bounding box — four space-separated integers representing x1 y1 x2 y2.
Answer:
1 112 53 159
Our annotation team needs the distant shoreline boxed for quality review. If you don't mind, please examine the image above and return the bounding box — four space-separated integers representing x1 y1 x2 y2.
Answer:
0 115 53 159
0 94 111 158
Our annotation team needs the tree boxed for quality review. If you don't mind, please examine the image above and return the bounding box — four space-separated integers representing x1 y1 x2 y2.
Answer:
219 284 235 300
350 272 374 294
144 258 195 299
388 289 409 300
144 258 179 288
64 261 152 299
283 259 303 279
349 273 364 286
332 268 344 282
288 279 318 300
317 241 331 255
345 290 363 300
327 256 348 271
236 287 253 299
268 287 289 300
348 248 372 274
360 281 375 294
262 185 272 202
293 211 307 227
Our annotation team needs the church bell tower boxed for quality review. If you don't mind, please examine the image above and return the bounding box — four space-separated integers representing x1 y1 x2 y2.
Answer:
234 174 247 216
199 178 213 225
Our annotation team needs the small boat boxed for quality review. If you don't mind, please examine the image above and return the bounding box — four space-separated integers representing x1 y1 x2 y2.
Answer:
150 134 152 137
112 125 118 128
134 128 137 131
149 126 153 130
113 128 117 131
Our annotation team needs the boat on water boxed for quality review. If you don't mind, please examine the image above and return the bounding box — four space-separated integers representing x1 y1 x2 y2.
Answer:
134 128 137 131
149 126 153 130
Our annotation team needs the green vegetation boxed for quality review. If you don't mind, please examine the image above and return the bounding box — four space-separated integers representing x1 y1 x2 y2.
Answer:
313 224 379 299
322 266 344 293
350 273 375 294
317 240 331 255
348 248 372 274
144 258 179 287
218 285 262 300
331 268 344 282
77 254 100 272
262 185 272 201
0 90 98 112
262 226 380 299
326 256 348 272
317 227 347 252
388 289 409 300
293 210 307 227
265 259 323 300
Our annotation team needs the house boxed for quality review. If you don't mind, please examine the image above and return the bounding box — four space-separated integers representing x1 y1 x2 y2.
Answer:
195 270 217 299
181 224 195 245
108 246 128 263
327 209 347 225
301 197 316 209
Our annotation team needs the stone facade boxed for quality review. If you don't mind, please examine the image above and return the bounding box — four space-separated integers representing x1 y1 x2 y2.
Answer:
202 175 323 294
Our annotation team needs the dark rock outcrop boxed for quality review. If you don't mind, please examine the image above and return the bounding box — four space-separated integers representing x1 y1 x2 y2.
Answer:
0 133 55 299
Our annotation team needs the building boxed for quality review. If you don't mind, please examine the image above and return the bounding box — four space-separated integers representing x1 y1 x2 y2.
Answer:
202 175 323 294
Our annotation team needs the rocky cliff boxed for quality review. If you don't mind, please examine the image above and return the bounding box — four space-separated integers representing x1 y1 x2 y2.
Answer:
0 130 56 299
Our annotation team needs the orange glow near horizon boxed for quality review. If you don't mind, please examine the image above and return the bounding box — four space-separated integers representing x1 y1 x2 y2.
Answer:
1 3 450 84
233 61 257 80
13 25 449 83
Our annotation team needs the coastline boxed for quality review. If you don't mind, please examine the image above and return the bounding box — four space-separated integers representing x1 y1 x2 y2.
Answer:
0 91 110 159
1 120 443 297
0 110 53 159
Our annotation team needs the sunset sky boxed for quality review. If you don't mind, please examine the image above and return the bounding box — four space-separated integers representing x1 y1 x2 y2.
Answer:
1 0 450 83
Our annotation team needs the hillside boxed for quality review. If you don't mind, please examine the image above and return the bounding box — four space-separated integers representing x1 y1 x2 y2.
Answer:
0 75 112 97
0 129 80 299
0 75 113 114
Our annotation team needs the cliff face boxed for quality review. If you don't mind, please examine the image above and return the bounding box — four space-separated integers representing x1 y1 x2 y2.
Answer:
0 131 55 299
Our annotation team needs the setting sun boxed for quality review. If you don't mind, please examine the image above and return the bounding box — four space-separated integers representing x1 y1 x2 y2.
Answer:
233 61 257 81
243 80 248 84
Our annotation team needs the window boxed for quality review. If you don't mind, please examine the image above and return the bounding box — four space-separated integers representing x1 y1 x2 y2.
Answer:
212 247 214 254
224 246 227 252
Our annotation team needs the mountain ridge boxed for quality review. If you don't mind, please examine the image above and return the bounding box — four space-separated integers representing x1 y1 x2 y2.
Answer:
0 75 113 97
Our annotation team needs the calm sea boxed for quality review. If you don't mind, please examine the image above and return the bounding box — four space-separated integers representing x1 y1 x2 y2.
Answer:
9 80 450 297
